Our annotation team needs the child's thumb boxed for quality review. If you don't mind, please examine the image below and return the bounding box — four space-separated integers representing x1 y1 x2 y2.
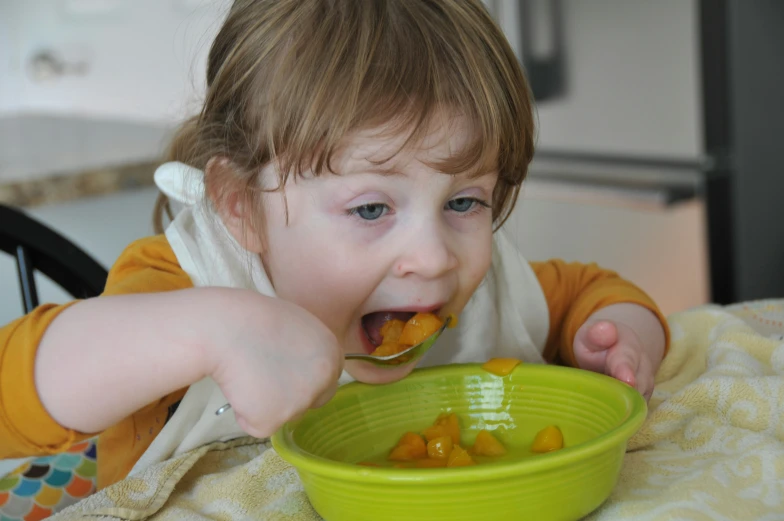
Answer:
584 320 618 351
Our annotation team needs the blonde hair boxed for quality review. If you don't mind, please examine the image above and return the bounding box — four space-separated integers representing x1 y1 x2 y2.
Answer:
154 0 535 234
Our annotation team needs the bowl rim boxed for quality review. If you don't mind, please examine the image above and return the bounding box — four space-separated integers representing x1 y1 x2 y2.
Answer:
271 363 647 484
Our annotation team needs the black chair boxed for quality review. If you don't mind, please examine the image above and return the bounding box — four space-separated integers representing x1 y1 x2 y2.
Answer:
0 203 109 314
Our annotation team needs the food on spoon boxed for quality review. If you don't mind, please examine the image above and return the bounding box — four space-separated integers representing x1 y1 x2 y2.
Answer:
369 342 408 357
531 425 564 453
481 357 522 376
380 319 406 342
370 312 444 357
397 313 445 346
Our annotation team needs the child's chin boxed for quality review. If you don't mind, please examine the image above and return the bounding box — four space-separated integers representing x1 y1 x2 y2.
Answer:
344 360 417 385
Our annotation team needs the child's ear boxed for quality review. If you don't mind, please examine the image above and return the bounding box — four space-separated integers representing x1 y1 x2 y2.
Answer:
205 157 264 254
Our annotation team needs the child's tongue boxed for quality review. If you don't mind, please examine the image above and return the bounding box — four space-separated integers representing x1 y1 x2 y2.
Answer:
362 311 415 346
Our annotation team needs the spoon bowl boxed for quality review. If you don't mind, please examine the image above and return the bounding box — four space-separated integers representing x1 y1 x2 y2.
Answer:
344 315 451 366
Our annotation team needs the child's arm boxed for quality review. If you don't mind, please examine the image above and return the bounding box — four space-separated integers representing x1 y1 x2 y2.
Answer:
0 238 342 459
531 260 669 399
34 288 240 434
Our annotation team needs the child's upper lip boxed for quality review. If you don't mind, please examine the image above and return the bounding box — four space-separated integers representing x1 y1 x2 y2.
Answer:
367 303 445 314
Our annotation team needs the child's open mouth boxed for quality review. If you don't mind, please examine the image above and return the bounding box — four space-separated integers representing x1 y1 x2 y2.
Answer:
359 308 448 356
361 311 416 349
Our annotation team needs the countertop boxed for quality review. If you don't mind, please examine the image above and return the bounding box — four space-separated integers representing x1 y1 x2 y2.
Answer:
0 114 172 206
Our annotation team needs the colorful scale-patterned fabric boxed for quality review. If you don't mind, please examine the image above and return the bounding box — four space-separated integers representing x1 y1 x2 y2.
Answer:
0 439 97 521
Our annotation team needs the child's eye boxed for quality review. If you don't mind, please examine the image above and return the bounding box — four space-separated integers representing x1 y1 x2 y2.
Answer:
348 203 389 221
446 197 490 213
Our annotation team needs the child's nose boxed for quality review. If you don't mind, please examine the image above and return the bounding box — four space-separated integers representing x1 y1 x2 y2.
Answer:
393 219 458 279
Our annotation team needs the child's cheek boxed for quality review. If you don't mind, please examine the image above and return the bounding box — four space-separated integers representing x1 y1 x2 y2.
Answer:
468 243 493 286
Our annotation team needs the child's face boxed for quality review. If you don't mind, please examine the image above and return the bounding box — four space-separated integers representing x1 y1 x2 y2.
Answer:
257 118 496 383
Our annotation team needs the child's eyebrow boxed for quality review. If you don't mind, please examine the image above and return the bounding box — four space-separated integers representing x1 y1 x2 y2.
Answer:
346 161 405 177
365 165 404 177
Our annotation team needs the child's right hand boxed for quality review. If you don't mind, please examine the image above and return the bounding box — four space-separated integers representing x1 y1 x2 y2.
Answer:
203 290 344 439
31 287 342 439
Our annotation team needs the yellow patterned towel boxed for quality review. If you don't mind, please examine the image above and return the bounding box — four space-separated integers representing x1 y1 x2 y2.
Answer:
49 301 784 521
585 300 784 520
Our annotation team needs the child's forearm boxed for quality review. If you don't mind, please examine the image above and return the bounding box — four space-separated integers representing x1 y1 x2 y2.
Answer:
35 287 238 434
587 303 666 363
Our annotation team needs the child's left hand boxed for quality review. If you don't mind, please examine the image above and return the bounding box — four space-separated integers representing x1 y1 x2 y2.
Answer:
572 303 667 401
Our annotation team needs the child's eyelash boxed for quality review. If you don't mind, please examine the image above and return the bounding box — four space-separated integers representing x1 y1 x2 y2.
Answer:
346 203 390 221
446 197 492 215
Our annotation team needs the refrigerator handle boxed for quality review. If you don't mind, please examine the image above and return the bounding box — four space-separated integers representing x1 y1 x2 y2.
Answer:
523 176 700 211
519 0 566 101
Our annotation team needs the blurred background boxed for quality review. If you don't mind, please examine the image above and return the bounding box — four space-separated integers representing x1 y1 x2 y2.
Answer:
0 0 782 325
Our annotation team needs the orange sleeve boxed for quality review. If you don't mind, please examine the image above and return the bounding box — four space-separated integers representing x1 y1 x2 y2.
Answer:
531 259 670 367
0 235 193 459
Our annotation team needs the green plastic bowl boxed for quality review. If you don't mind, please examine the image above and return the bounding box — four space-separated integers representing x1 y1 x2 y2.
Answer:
271 363 646 521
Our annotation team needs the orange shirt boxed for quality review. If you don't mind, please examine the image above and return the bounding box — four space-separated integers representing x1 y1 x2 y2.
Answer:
0 234 668 489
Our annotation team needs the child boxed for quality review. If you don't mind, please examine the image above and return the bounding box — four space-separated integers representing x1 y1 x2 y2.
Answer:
0 0 668 496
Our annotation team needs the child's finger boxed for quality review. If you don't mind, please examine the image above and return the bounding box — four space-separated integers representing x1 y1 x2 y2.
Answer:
636 356 655 401
234 412 268 439
584 321 619 351
311 380 338 408
606 346 639 388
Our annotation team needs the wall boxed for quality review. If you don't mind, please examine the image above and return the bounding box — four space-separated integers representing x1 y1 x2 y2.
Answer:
0 0 231 123
0 4 22 115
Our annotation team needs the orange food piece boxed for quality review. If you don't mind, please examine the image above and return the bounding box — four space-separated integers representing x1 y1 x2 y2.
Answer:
422 424 448 442
445 313 459 328
426 435 454 460
398 313 444 346
423 413 460 445
415 458 448 468
388 432 428 461
370 342 408 357
531 425 564 453
380 319 405 343
471 430 507 456
481 358 522 377
446 445 476 467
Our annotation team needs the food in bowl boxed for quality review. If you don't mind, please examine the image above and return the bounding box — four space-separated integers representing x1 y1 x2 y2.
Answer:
531 425 565 453
383 413 508 467
362 411 564 468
